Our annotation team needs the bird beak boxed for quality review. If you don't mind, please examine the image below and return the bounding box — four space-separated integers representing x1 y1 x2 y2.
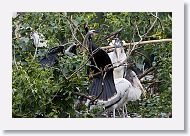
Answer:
92 30 100 36
115 48 121 61
94 30 100 33
133 77 147 99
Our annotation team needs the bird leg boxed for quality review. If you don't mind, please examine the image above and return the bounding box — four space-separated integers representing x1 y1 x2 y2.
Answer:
113 108 116 118
122 105 125 118
122 104 129 118
117 108 122 117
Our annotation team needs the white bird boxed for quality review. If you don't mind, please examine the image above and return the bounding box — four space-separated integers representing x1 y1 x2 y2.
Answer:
30 31 47 48
97 70 146 118
85 32 145 117
105 38 146 117
108 38 127 79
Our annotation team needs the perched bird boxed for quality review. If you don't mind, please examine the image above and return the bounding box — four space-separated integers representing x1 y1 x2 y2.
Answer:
84 28 145 117
30 31 47 48
143 54 155 71
83 26 117 101
108 38 127 79
65 43 77 57
40 43 77 68
39 45 65 67
99 69 146 118
124 69 146 101
104 38 146 117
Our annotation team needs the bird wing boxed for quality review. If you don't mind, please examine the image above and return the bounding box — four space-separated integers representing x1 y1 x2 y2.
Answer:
89 46 117 101
102 78 131 109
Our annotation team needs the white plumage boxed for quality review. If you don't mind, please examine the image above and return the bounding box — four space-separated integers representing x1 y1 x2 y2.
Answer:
108 51 126 79
30 31 47 48
103 38 145 117
88 38 145 117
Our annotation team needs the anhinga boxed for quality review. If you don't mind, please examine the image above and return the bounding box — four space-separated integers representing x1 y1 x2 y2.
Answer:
39 45 65 67
84 27 145 117
40 43 77 68
143 54 155 71
84 27 117 101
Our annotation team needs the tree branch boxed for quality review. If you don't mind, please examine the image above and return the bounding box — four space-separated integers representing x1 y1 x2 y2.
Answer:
72 92 94 101
101 38 172 50
138 66 155 80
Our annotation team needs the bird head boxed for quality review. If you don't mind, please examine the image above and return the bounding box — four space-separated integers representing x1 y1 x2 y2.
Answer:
112 38 124 61
81 29 99 53
113 38 123 48
87 29 100 37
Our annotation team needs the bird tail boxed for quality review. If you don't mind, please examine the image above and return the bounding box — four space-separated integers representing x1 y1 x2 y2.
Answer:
89 72 117 101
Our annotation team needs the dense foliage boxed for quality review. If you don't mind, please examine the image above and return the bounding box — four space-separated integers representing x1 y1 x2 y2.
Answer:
12 12 172 118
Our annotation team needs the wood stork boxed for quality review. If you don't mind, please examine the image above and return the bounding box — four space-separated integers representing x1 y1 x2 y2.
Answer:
94 69 146 118
108 38 127 79
105 38 146 117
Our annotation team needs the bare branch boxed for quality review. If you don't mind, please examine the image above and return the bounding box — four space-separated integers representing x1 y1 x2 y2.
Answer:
66 15 85 40
101 39 172 50
67 17 83 46
133 50 151 62
90 62 133 78
101 27 124 41
138 67 155 80
32 46 38 61
72 91 94 101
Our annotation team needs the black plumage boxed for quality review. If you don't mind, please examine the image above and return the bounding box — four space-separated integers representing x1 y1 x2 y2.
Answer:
65 44 77 57
40 46 64 67
143 54 155 70
40 44 77 68
84 28 117 101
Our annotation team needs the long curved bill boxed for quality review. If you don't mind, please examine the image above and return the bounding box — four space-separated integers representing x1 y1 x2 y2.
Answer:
115 48 121 62
133 73 147 99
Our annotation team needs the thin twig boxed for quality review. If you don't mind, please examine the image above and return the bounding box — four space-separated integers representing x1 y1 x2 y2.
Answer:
101 27 124 41
13 44 19 70
90 62 132 78
133 50 151 63
72 92 94 101
32 46 38 61
66 16 85 40
146 80 162 90
68 18 83 46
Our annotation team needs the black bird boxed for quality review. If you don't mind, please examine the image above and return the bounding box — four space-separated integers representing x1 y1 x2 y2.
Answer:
143 54 155 71
84 26 117 101
40 44 77 68
39 45 65 67
65 44 77 57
